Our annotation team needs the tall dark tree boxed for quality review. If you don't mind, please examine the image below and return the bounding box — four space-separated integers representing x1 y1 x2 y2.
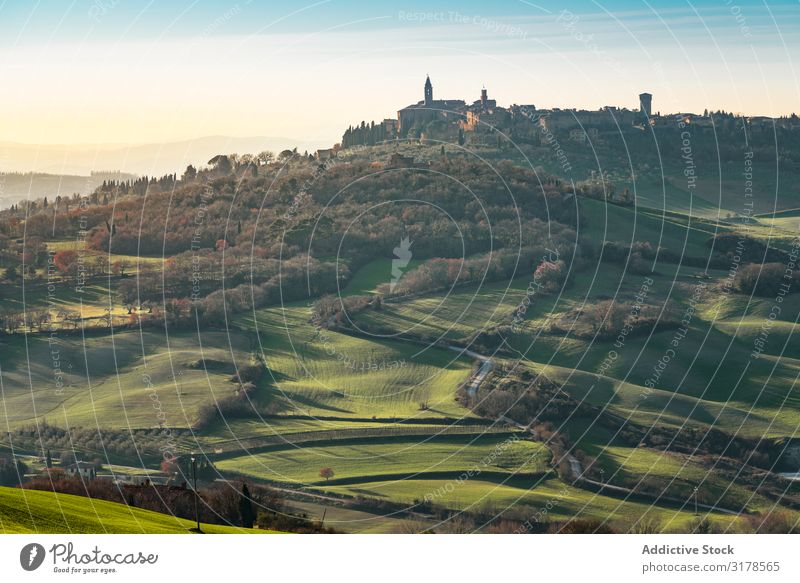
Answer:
239 482 255 528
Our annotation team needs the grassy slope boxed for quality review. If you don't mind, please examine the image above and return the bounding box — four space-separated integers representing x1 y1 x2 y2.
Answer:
0 330 254 430
352 254 800 437
283 498 434 534
0 486 271 534
196 418 485 444
0 239 164 322
45 238 165 270
593 445 772 512
216 435 549 484
326 476 743 532
624 177 728 219
341 257 423 296
0 280 120 320
358 276 534 342
236 303 473 419
4 189 797 530
579 198 717 258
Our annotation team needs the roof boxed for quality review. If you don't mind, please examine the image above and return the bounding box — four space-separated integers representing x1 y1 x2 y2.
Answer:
399 99 467 112
67 461 96 469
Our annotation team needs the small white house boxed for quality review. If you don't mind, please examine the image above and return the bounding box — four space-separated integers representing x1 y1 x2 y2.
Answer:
66 461 95 480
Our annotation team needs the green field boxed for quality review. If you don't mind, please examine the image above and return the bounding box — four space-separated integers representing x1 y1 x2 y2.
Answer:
0 486 272 534
195 419 511 457
326 476 743 532
3 183 799 533
236 303 474 419
0 280 121 321
625 177 730 220
358 276 536 342
216 434 549 484
585 444 774 512
579 198 718 259
0 240 165 330
342 257 423 296
45 239 166 270
350 254 800 438
0 329 255 430
282 498 433 533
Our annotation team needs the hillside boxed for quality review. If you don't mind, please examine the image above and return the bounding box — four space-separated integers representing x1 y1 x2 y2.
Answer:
2 142 800 533
0 486 272 534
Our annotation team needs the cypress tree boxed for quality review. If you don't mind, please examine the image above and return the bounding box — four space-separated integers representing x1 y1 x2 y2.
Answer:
239 482 255 528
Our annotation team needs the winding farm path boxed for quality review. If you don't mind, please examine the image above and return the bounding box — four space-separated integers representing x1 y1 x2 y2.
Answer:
448 346 494 398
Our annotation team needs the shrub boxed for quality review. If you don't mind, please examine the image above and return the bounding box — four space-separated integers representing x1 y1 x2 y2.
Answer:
549 518 616 534
744 510 799 533
734 262 800 297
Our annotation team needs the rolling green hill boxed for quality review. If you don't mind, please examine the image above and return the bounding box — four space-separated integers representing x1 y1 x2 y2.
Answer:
236 303 474 419
0 330 255 430
0 486 273 534
3 141 799 533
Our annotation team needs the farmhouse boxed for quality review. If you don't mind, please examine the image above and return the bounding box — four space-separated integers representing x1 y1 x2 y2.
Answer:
66 461 96 480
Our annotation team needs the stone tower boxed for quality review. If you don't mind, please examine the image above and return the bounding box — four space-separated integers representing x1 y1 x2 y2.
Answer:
424 75 433 106
639 92 652 117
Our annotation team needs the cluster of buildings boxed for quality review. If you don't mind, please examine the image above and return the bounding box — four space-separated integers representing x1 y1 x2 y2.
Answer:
319 76 800 159
332 76 649 155
337 76 537 150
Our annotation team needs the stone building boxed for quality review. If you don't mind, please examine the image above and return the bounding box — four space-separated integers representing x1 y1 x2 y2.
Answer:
639 92 653 117
397 76 466 135
461 88 509 132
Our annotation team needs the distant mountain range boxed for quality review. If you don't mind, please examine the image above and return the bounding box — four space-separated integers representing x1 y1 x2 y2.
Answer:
0 135 325 207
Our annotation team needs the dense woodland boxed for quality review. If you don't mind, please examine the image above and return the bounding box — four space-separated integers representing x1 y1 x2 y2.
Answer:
1 137 799 334
0 150 582 328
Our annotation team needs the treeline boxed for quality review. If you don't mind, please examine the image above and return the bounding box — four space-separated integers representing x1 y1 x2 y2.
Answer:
21 474 300 530
82 156 579 259
381 220 576 298
734 262 800 296
0 457 28 486
5 422 182 464
2 149 581 263
1 147 585 326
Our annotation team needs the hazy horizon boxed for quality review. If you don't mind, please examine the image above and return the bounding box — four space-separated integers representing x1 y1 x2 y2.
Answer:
0 135 325 175
0 0 797 153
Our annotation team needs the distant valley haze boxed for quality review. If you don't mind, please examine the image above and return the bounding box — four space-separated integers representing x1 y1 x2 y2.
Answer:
0 135 325 175
0 135 325 206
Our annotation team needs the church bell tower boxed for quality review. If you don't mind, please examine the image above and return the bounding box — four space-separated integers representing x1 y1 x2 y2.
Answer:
424 75 433 106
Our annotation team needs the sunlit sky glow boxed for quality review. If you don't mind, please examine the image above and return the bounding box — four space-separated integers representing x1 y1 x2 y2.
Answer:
0 0 798 146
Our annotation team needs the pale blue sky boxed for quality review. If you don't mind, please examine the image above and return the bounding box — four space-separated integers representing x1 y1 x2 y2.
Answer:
0 0 797 145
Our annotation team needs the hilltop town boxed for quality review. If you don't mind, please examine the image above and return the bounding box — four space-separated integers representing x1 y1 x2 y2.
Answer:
314 75 800 160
